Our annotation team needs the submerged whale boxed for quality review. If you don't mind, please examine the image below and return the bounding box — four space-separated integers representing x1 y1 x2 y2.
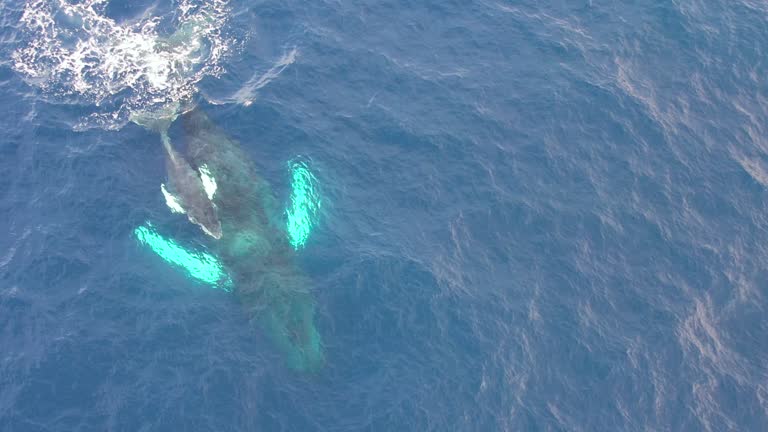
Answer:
178 109 324 371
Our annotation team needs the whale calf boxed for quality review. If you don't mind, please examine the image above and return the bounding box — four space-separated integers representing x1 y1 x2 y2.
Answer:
160 132 223 239
129 98 222 240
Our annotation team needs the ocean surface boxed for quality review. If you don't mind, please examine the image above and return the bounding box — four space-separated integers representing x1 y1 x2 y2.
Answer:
1 0 768 430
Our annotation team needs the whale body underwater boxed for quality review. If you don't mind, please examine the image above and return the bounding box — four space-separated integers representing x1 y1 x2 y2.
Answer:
157 109 324 372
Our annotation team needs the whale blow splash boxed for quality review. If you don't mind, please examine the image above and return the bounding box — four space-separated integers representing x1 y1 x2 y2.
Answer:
12 0 231 130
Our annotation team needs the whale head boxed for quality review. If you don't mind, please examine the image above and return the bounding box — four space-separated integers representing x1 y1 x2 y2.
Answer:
188 200 223 240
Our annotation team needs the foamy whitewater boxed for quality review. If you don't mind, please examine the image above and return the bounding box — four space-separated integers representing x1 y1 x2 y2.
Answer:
12 0 231 130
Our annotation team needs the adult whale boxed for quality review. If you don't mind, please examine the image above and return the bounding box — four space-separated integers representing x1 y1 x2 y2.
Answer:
181 109 324 371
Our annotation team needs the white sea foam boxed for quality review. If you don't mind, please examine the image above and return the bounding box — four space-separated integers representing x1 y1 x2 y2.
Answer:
12 0 231 130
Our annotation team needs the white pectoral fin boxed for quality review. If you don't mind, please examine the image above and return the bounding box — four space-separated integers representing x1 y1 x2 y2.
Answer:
198 164 217 200
161 183 186 214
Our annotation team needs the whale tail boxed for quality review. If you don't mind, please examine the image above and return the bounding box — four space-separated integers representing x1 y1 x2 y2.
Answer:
262 298 325 372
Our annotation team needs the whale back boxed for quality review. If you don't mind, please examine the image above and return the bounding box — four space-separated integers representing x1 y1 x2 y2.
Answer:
181 110 282 238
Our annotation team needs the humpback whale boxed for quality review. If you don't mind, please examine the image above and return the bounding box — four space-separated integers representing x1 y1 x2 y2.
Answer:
129 95 223 240
160 132 222 239
179 109 324 371
126 19 320 370
131 106 223 240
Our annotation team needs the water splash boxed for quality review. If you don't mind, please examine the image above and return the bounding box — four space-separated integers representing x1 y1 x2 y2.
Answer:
12 0 231 130
134 222 232 290
286 160 321 250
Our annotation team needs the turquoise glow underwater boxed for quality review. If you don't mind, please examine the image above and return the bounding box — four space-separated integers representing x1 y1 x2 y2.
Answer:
134 223 233 290
285 159 321 250
136 161 320 285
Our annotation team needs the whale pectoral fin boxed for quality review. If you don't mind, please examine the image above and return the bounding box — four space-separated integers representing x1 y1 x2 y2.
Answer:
285 160 321 250
161 183 186 214
197 164 218 200
134 222 233 291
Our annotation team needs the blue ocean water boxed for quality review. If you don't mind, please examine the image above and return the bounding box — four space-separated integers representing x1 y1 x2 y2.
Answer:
1 0 768 430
